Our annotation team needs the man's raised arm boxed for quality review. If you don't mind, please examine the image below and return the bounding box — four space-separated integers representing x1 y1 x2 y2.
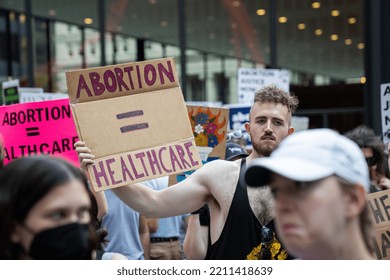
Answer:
75 141 210 218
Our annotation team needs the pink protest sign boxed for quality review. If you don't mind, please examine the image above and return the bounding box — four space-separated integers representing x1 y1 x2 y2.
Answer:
0 98 79 166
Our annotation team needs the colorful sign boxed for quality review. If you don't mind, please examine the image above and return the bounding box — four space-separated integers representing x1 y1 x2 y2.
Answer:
169 105 228 185
0 98 79 166
66 57 202 191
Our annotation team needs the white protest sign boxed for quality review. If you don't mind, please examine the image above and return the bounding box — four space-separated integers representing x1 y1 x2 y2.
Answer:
19 92 69 103
237 68 289 104
291 116 309 132
381 83 390 140
19 87 44 94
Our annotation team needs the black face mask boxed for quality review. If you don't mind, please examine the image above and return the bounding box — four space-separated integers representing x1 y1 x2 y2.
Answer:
26 223 92 260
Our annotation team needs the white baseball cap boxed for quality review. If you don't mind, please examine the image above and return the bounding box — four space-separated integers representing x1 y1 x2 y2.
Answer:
244 128 370 191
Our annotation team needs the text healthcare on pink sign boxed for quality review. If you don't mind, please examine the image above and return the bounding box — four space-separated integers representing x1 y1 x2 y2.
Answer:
0 98 79 166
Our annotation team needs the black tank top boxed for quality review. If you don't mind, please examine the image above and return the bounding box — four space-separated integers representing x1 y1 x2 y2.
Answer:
205 158 291 260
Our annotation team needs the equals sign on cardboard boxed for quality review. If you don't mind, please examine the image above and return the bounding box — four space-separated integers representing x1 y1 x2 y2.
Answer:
26 127 40 136
116 109 149 133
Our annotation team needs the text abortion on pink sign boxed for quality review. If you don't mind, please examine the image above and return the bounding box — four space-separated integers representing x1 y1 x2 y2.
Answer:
0 98 79 166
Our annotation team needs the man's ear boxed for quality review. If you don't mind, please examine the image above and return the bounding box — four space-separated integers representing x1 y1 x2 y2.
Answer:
344 185 366 219
288 127 295 135
244 122 250 133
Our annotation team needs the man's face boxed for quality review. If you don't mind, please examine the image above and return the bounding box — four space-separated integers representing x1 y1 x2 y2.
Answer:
245 102 293 157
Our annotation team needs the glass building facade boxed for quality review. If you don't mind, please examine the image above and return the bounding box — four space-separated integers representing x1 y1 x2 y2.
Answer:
0 0 388 133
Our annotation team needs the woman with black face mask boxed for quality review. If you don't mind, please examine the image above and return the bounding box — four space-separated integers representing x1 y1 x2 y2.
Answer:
0 155 98 260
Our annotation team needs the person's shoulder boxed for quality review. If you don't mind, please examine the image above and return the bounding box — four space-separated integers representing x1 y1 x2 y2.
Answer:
203 158 239 170
192 159 239 179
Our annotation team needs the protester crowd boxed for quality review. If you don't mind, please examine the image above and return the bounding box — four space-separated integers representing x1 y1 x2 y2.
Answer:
0 85 387 260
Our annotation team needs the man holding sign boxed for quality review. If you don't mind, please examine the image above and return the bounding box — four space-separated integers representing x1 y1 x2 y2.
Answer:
75 59 297 259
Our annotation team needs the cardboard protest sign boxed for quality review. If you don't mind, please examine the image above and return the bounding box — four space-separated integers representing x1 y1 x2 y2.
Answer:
367 189 390 260
169 105 228 185
0 98 79 166
66 57 202 191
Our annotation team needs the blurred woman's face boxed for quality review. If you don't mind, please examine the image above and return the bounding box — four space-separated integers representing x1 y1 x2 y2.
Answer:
270 175 348 259
11 179 91 253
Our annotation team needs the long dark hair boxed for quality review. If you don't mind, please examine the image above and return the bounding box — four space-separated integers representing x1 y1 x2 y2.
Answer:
344 125 385 177
0 155 98 259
